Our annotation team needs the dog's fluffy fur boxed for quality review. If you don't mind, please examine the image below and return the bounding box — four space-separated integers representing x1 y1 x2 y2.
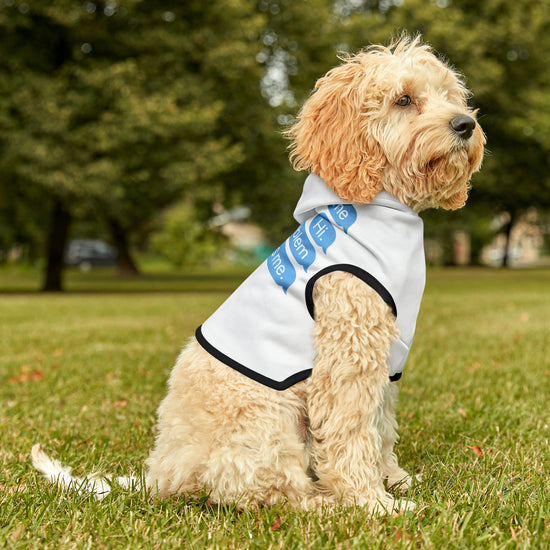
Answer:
32 36 484 513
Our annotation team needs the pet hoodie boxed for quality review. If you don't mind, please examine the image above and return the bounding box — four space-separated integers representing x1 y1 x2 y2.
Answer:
196 174 426 390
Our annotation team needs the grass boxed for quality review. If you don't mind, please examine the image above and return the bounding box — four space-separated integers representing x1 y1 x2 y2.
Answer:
1 266 549 549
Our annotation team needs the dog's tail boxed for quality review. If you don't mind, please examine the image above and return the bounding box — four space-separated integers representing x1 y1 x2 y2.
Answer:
31 444 141 500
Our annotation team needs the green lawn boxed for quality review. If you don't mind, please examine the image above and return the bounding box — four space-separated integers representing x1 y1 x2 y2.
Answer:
1 267 549 549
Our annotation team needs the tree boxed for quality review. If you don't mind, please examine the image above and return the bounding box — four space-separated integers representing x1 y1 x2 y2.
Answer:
0 1 263 289
6 0 548 281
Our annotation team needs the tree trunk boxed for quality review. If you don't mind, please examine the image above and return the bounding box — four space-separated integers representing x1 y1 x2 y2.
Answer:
108 217 140 276
42 199 71 292
501 212 516 268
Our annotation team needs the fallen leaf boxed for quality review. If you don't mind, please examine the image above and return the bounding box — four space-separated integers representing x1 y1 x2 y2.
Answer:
393 527 413 544
545 370 550 377
8 370 43 383
270 515 282 531
458 407 467 418
53 349 64 356
469 361 481 372
469 445 483 457
393 527 403 542
113 400 128 408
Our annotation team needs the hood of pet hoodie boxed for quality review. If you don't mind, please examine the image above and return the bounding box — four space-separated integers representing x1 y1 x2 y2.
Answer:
197 174 426 390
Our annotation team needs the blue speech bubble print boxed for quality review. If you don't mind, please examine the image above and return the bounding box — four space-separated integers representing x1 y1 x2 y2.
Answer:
328 204 357 233
308 214 336 253
268 243 296 294
289 224 316 272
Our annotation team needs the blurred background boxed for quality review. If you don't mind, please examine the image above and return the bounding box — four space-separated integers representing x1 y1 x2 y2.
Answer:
1 0 549 291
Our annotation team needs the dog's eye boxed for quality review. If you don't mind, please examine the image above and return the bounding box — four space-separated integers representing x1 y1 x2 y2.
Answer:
396 95 412 107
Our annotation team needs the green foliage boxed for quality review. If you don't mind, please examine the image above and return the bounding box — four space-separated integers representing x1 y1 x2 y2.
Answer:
0 0 263 254
151 202 227 268
2 0 550 270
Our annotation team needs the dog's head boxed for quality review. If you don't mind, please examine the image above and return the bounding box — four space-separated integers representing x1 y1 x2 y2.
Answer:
287 36 485 211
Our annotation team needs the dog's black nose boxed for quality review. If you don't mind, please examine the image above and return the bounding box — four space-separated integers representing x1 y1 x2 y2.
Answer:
450 115 476 140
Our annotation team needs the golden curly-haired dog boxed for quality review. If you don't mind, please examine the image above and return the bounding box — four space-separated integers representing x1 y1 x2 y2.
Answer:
32 36 484 514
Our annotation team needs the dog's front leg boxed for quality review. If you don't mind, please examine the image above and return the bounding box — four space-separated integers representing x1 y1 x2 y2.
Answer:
307 271 414 513
377 382 419 493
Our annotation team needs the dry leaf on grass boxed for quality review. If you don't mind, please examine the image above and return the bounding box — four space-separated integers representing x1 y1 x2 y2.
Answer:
270 515 282 531
469 445 483 457
458 407 467 418
394 527 414 544
394 527 403 543
8 370 44 383
113 400 128 408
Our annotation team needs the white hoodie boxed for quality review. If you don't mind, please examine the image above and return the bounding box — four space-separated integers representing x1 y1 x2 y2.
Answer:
197 174 426 390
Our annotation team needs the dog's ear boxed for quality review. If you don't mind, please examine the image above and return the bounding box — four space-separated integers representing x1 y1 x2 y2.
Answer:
286 60 385 203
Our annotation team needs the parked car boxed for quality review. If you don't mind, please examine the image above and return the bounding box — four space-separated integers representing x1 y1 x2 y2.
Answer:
64 240 117 271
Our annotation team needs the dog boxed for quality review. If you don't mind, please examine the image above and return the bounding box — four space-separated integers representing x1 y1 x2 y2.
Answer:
32 35 485 514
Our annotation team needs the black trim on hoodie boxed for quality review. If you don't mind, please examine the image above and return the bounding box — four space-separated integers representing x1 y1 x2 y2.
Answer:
196 265 399 390
304 264 398 319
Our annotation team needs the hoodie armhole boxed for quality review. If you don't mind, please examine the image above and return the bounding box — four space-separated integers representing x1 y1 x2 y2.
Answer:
195 325 312 391
304 264 397 319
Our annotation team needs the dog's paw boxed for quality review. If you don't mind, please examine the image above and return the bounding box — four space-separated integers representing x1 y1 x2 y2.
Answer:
368 495 416 515
387 470 422 494
394 498 416 513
